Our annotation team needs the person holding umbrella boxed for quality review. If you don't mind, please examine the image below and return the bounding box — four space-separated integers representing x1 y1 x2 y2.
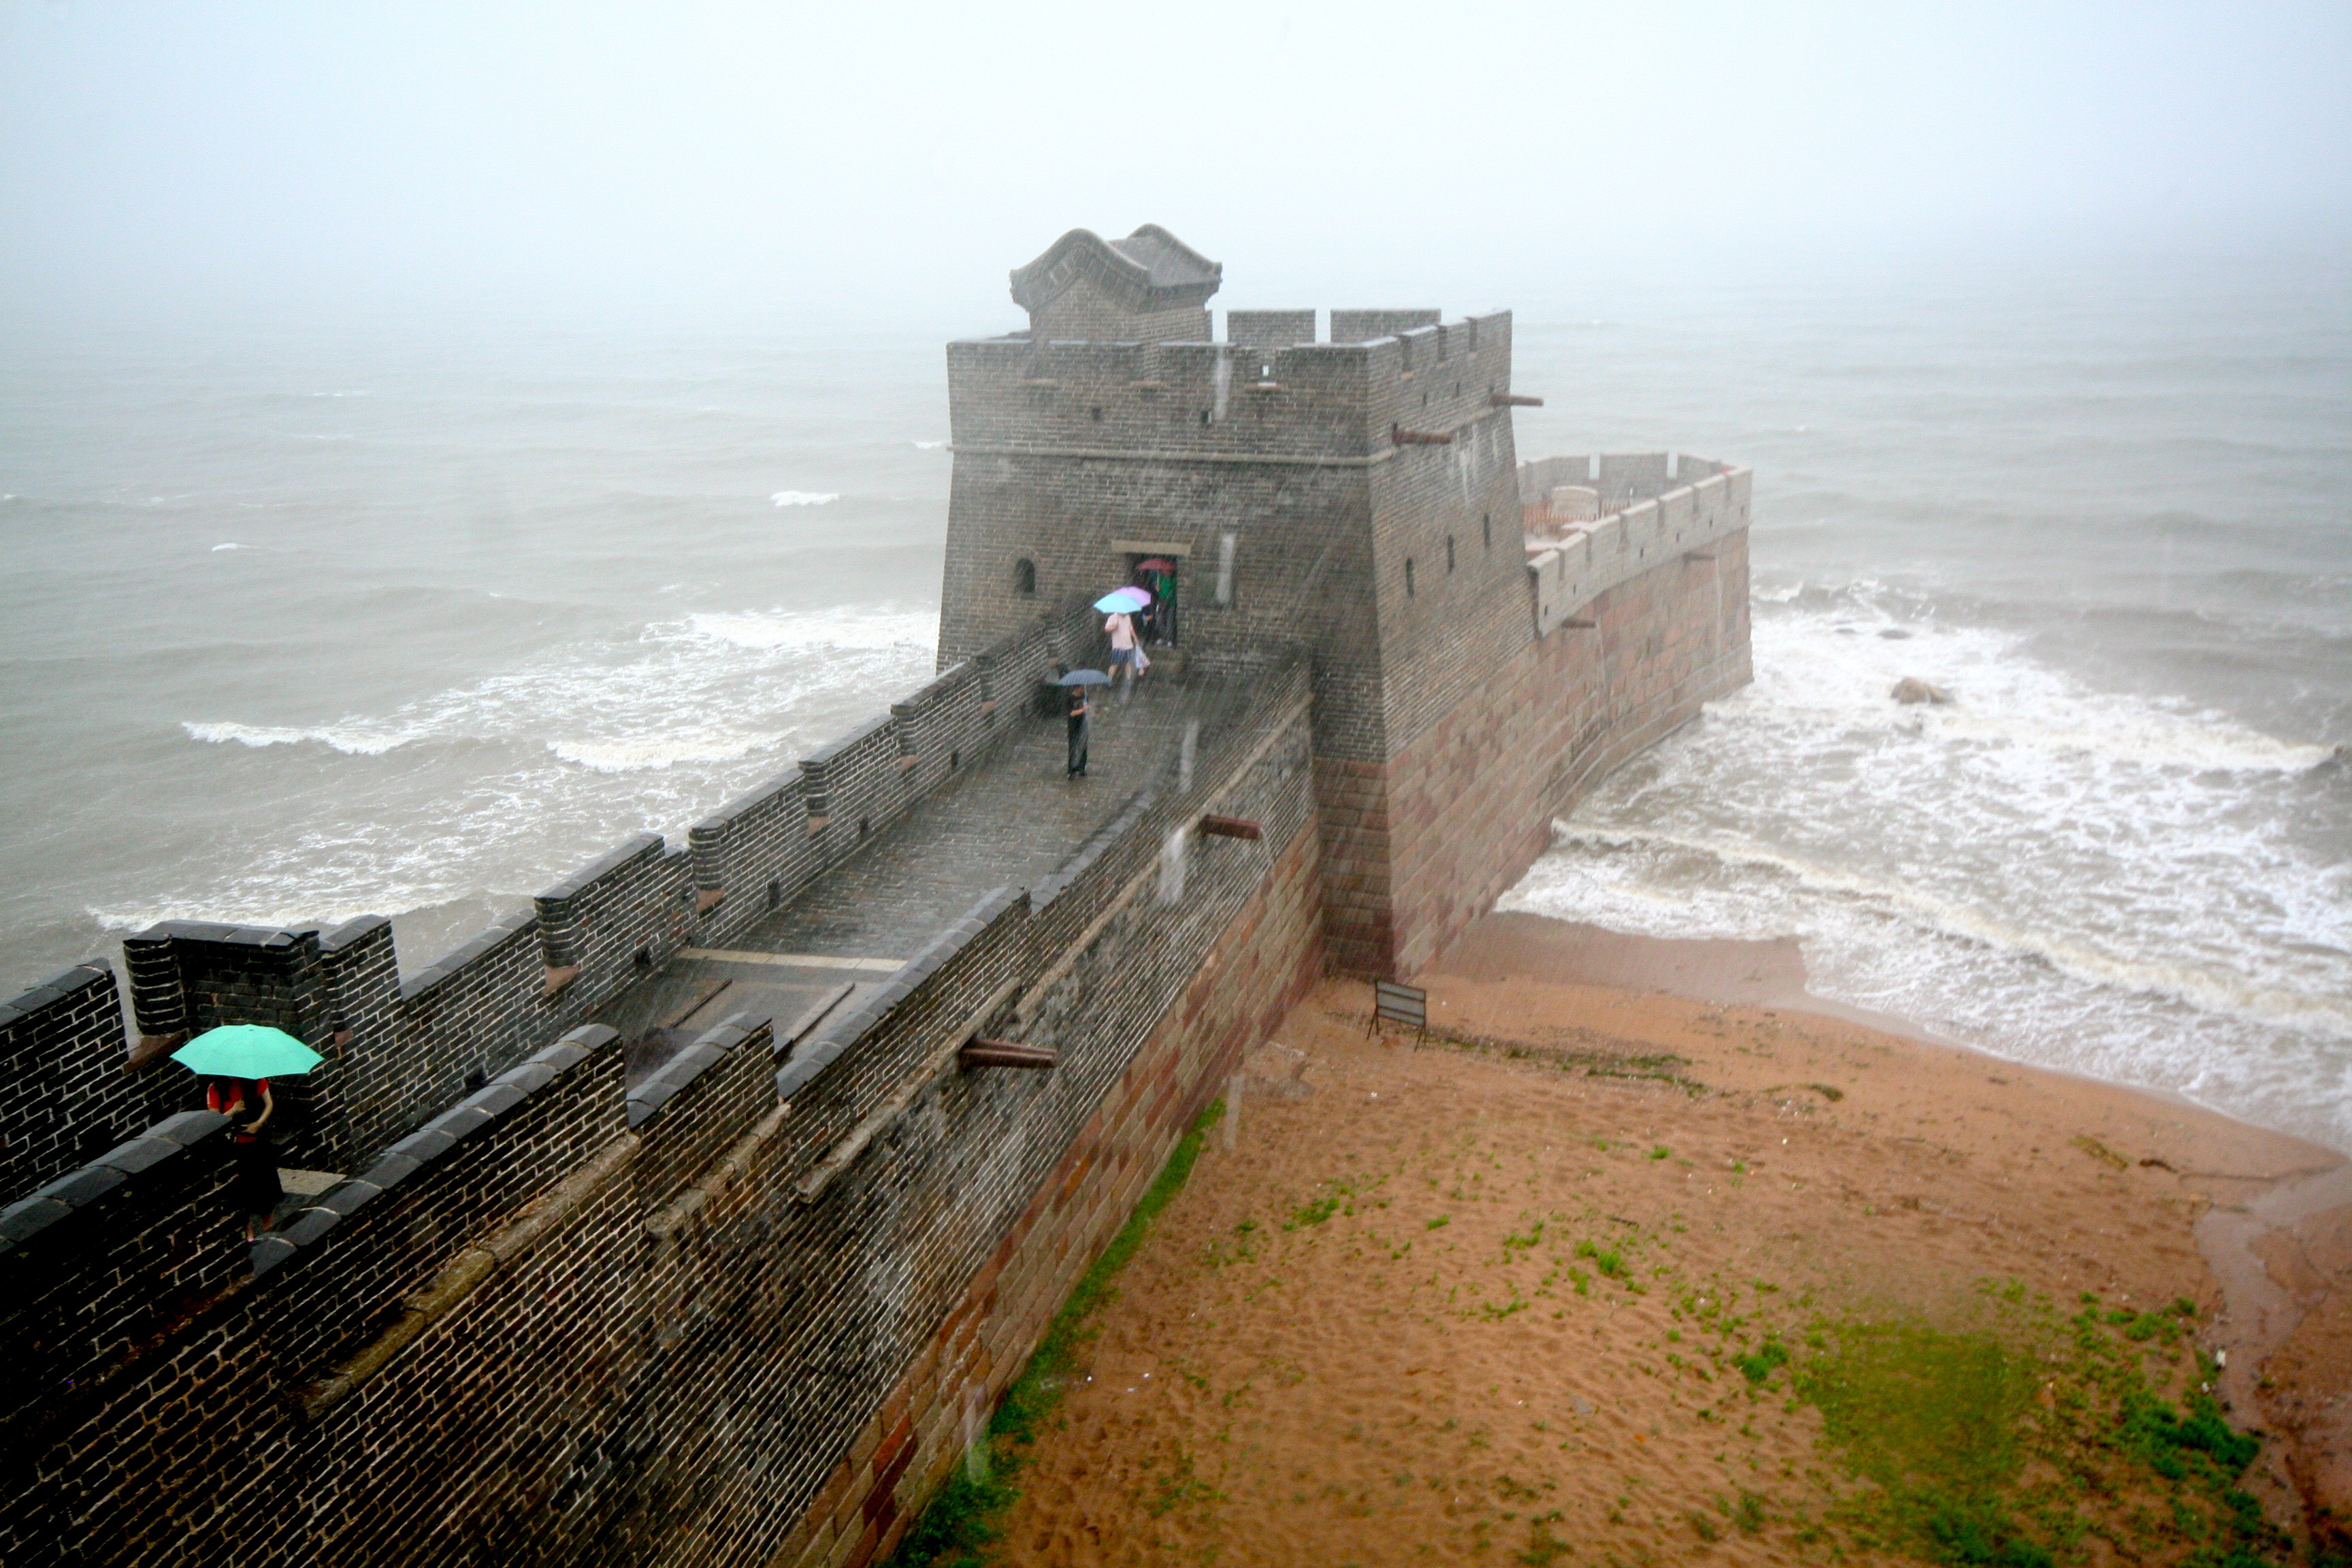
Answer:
1095 587 1152 702
1133 557 1179 644
171 1024 323 1239
1056 668 1111 777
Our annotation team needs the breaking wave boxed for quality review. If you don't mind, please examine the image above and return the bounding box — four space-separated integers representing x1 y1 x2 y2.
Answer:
143 602 942 966
1505 584 2352 1151
770 490 838 506
182 721 409 755
683 605 936 651
548 730 787 772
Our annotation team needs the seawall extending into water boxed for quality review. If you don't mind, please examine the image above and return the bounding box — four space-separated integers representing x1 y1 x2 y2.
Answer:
0 227 1752 1567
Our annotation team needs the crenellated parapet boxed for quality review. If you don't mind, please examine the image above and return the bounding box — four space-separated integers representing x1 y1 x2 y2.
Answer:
0 595 1107 1205
946 310 1516 466
1520 455 1755 639
0 644 1324 1568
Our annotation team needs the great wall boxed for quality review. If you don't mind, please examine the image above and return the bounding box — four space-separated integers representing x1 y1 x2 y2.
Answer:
0 226 1751 1567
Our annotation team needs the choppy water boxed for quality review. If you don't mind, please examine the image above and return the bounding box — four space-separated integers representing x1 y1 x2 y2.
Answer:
2 250 2346 1147
1503 252 2352 1152
0 318 953 972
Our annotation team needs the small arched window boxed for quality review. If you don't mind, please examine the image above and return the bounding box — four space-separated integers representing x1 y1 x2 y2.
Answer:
1015 557 1036 596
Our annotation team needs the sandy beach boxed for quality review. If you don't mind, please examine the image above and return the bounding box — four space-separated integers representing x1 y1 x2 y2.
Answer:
966 915 2351 1567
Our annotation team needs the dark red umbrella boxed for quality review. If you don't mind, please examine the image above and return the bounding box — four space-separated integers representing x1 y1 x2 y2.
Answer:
1135 557 1177 572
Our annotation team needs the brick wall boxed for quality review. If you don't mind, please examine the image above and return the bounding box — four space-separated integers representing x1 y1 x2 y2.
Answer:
775 780 1325 1568
934 310 1529 991
0 662 1324 1568
0 963 167 1196
1326 525 1754 977
54 600 1102 1182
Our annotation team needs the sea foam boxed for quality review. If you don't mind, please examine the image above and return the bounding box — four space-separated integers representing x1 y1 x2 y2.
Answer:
683 605 936 652
549 730 785 772
1506 584 2352 1150
182 720 408 755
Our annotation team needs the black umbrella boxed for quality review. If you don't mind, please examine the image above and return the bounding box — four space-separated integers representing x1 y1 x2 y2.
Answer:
1055 669 1113 686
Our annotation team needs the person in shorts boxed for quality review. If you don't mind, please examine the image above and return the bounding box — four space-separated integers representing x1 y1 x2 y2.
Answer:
1106 610 1141 700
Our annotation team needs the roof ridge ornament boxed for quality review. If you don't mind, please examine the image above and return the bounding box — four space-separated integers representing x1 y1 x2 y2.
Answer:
1009 225 1223 316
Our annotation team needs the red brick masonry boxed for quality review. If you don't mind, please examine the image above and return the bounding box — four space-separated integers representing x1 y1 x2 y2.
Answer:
774 826 1325 1568
1322 531 1752 977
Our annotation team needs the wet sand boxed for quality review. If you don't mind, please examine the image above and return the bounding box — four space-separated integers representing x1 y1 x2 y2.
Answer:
986 915 2351 1565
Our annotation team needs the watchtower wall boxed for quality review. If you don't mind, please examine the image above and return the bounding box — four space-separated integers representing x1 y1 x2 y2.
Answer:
938 312 1538 975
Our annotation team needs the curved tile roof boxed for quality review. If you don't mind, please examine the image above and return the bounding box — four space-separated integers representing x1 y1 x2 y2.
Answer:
1009 225 1222 314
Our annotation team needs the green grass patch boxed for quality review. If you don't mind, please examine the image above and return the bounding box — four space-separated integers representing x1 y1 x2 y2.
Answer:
1786 1296 2291 1568
1573 1239 1627 1281
885 1099 1224 1567
882 1469 1016 1568
1287 1190 1343 1229
1733 1339 1790 1386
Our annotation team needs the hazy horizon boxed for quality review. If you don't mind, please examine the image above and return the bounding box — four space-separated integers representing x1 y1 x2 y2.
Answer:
5 2 2348 329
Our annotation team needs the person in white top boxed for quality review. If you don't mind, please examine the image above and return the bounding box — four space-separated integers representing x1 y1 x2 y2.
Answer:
1105 610 1146 700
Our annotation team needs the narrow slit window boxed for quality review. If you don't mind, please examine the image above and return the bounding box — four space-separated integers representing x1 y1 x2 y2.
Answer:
1446 535 1456 573
1482 512 1492 550
1405 559 1416 598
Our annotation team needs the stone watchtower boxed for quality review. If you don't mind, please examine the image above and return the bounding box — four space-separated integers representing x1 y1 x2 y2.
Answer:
937 226 1540 977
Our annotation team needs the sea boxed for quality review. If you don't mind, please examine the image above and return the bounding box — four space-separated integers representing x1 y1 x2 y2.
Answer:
3 247 2347 1151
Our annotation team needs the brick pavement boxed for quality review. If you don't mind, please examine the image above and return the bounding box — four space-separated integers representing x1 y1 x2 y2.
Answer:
598 676 1228 1077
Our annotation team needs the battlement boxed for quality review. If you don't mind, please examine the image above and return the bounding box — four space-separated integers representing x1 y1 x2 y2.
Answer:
947 310 1516 464
0 594 1105 1208
1517 455 1754 638
0 640 1326 1566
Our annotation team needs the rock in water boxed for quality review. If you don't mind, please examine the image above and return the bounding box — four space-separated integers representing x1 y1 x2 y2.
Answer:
1891 676 1953 705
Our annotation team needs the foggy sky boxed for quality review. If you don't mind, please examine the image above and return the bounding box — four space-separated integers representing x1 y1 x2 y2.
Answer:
3 1 2348 325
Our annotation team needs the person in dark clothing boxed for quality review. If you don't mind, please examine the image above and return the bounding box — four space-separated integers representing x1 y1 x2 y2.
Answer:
206 1077 282 1239
1066 685 1090 777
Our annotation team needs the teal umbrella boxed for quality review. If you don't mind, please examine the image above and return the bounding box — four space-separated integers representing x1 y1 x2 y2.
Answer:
171 1024 323 1079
